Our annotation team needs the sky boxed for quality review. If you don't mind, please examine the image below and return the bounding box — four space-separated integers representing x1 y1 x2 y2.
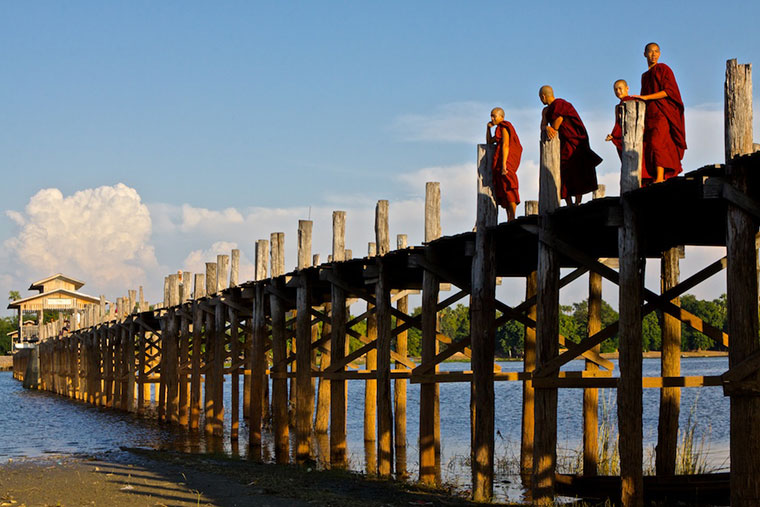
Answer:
1 1 759 313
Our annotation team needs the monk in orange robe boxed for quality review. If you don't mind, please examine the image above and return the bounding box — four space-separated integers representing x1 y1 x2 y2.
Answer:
631 42 686 183
539 86 601 206
486 107 523 221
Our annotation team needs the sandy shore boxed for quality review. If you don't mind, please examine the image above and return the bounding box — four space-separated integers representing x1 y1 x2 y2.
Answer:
0 449 497 507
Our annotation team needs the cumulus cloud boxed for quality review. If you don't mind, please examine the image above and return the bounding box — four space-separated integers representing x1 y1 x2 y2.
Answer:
4 184 157 296
183 241 255 282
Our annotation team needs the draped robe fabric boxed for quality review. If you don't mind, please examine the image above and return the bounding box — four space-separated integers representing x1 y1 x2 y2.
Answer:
545 98 601 199
641 62 687 181
491 120 523 206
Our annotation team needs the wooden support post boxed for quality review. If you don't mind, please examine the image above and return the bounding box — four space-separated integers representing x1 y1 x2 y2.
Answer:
420 181 441 486
471 147 497 502
533 133 561 504
365 242 378 451
329 213 348 468
212 297 225 436
137 324 147 414
230 249 240 287
315 299 331 434
521 200 538 483
395 233 409 478
724 59 760 506
125 317 136 412
250 239 269 454
190 273 206 430
229 307 240 440
618 99 646 507
584 187 604 477
269 232 289 463
204 262 217 435
217 254 229 293
656 246 681 476
375 200 393 477
179 272 191 425
296 220 314 463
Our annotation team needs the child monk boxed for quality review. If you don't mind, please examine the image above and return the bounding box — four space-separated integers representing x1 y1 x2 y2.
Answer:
607 79 651 182
486 107 523 221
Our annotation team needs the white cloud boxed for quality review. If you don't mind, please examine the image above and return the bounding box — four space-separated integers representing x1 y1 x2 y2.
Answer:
3 184 158 298
183 241 255 283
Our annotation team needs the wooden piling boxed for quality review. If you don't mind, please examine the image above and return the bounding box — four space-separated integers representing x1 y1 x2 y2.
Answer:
394 233 409 477
656 246 680 476
420 181 441 486
583 187 605 477
204 262 217 435
329 212 348 468
533 133 561 504
365 242 378 449
618 99 646 507
295 220 314 462
375 200 394 476
724 58 760 506
250 239 269 453
471 146 497 502
269 232 289 463
521 200 538 483
190 273 206 430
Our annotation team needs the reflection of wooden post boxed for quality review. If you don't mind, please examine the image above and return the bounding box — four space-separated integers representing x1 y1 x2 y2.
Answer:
520 200 538 484
471 146 497 502
330 213 348 468
657 246 680 476
584 186 605 477
269 232 289 463
295 220 314 463
395 233 409 478
190 273 205 430
375 200 393 477
533 133 560 504
724 59 760 506
618 99 646 506
420 182 441 486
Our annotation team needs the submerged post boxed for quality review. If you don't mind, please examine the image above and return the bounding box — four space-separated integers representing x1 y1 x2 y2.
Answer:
471 146 497 501
533 133 560 504
724 59 760 506
618 99 646 506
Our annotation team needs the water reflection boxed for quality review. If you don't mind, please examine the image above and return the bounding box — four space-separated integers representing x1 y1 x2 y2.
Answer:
0 356 732 502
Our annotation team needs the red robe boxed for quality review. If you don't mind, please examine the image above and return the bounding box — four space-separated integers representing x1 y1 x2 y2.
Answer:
641 62 686 180
545 98 601 199
491 120 523 206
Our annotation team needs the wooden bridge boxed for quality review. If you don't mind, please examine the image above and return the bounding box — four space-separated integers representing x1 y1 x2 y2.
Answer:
12 60 760 506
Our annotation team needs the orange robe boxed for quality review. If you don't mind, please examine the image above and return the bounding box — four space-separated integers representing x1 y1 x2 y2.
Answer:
545 98 601 199
491 120 522 206
641 62 686 181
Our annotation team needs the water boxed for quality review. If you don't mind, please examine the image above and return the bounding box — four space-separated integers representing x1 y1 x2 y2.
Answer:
0 356 731 499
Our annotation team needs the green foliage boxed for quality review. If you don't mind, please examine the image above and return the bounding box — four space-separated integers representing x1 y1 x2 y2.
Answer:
439 304 470 343
680 294 726 351
642 311 662 351
8 290 21 302
0 315 19 355
496 319 524 358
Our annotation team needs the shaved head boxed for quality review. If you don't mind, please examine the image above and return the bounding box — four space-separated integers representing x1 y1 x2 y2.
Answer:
491 107 505 117
614 79 628 88
645 42 660 52
539 85 554 98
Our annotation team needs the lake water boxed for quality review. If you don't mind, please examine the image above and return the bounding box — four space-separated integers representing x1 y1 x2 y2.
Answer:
0 356 730 501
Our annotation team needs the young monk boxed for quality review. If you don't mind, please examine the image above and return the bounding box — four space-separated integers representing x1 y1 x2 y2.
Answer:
605 79 633 157
486 107 523 221
539 85 601 206
631 42 686 183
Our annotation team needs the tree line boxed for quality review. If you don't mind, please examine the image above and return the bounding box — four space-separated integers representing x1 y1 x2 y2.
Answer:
347 294 728 359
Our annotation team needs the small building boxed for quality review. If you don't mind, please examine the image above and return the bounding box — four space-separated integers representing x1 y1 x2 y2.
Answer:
7 274 103 351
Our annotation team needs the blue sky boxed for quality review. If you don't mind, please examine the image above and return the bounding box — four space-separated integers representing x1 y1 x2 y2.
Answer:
1 1 758 309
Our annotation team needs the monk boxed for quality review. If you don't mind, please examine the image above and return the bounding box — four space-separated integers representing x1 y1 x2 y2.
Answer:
539 85 601 206
606 79 632 157
486 107 523 221
631 42 686 183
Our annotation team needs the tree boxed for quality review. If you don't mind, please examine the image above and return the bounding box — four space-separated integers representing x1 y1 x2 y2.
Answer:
680 294 726 351
8 290 20 302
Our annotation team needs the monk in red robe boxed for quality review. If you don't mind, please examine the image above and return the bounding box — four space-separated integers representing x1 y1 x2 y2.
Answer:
605 80 647 169
631 42 686 183
486 107 523 221
539 86 601 206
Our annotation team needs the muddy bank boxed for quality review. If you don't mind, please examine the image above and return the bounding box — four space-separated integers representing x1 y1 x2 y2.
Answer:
0 448 510 507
